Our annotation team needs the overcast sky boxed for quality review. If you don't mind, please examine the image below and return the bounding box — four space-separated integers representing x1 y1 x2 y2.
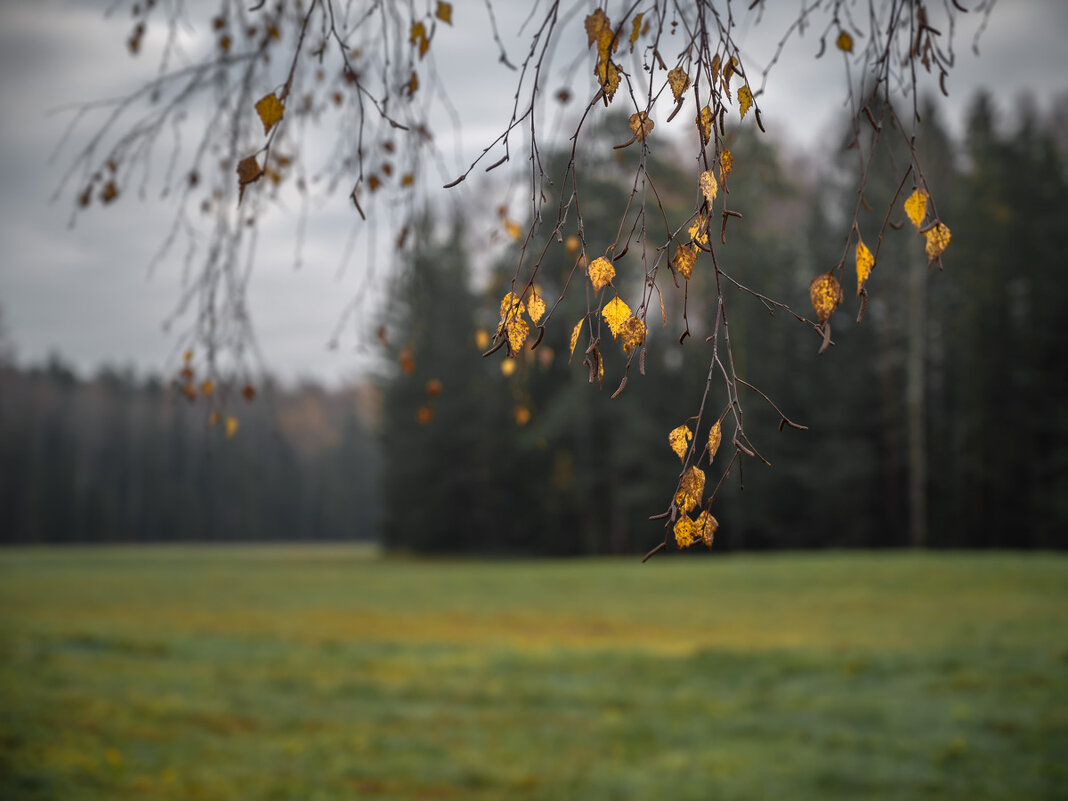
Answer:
1 0 1066 386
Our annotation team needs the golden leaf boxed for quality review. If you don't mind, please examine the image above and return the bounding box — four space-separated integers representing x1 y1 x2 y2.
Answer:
475 328 491 350
856 239 875 294
225 416 239 439
435 1 452 25
200 379 214 397
738 85 753 120
667 67 690 102
501 359 517 377
694 510 718 547
569 318 583 361
710 54 721 85
809 272 843 324
596 27 618 62
629 13 643 51
674 243 697 279
410 22 429 58
236 156 263 203
504 219 522 241
688 215 709 248
407 71 419 95
499 291 525 322
720 149 733 181
836 31 854 52
595 59 621 101
101 181 118 204
255 93 284 135
506 317 530 354
904 188 928 229
527 286 546 325
699 170 718 205
668 424 692 461
621 316 646 356
602 296 631 339
675 466 705 514
514 405 531 426
588 257 615 291
697 105 713 146
925 223 951 262
708 419 722 461
674 516 696 548
628 112 654 141
584 9 608 48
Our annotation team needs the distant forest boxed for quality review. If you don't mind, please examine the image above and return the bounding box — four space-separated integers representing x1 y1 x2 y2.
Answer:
2 92 1066 552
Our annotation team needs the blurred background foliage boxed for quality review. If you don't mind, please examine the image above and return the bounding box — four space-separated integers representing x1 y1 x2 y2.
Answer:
2 91 1066 553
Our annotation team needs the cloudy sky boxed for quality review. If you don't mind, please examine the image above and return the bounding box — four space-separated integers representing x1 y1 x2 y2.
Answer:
1 0 1066 385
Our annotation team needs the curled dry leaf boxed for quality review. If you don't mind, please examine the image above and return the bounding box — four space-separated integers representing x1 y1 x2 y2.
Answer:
925 223 951 262
569 319 583 361
621 316 646 355
675 465 705 514
236 156 264 203
697 106 713 145
809 272 843 324
668 424 692 461
738 85 754 120
435 1 452 25
720 149 733 181
674 243 697 279
699 170 718 205
856 239 874 294
667 67 690 102
628 112 654 141
707 419 722 461
694 510 718 546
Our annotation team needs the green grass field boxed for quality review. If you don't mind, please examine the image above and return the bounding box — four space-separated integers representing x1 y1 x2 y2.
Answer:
0 547 1065 800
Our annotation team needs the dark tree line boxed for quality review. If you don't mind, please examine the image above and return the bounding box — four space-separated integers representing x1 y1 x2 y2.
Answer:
0 360 380 543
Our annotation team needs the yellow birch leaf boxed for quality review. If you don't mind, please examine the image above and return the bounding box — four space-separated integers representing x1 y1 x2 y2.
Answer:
695 510 718 546
506 317 529 354
596 27 618 62
674 243 697 279
904 188 928 229
836 31 853 52
856 239 875 294
584 9 608 48
254 93 284 135
628 112 654 141
504 219 522 241
699 170 718 205
588 257 615 291
407 71 419 95
200 379 214 397
667 67 690 102
708 419 722 461
569 318 583 361
435 1 452 25
688 215 709 247
668 424 692 461
498 291 526 325
602 296 631 339
225 416 239 439
501 359 517 377
595 59 621 101
674 515 696 548
925 223 951 262
475 328 490 350
720 149 733 181
809 272 843 324
629 13 643 51
697 106 713 146
675 466 705 514
527 286 546 325
738 85 754 120
621 316 646 355
710 54 721 85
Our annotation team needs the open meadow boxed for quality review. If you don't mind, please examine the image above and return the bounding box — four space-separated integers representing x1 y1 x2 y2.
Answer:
0 547 1065 800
